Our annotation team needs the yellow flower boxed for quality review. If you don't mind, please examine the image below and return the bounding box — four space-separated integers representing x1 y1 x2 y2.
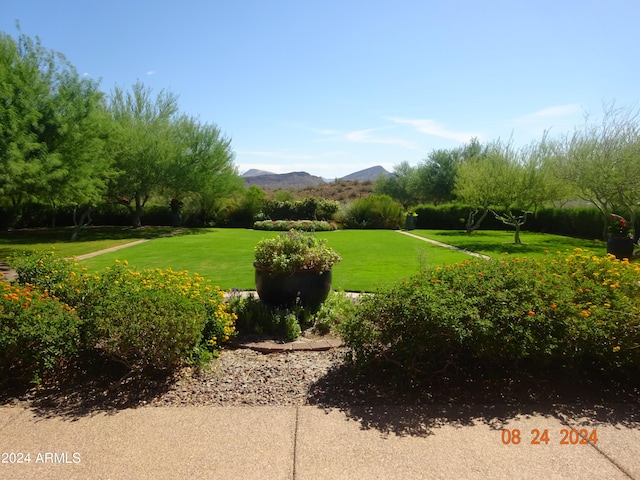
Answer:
613 346 621 352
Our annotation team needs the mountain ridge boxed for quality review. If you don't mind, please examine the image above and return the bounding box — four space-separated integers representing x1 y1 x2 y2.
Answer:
242 165 391 190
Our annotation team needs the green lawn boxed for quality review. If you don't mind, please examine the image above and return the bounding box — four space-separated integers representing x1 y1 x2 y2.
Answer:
0 226 179 261
80 229 472 292
410 229 606 258
3 226 611 292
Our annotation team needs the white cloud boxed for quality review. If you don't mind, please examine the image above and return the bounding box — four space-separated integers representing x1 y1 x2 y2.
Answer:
236 150 343 161
146 70 156 76
344 127 417 149
387 117 480 143
518 104 583 121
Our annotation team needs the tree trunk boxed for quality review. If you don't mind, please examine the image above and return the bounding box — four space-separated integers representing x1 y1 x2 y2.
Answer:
71 206 92 241
466 207 489 234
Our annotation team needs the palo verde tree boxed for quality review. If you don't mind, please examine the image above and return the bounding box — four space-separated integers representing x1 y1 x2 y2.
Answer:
107 82 241 227
0 28 112 232
553 104 640 238
107 82 181 227
167 115 243 222
455 138 555 243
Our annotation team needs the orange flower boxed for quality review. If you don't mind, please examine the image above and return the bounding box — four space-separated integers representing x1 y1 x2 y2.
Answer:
527 311 535 316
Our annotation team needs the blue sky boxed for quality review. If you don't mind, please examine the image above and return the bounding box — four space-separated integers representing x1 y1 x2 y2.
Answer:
3 0 639 178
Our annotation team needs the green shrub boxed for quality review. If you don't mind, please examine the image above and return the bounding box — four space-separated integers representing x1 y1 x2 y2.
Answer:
254 230 341 274
228 292 310 341
12 252 236 372
1 282 81 384
229 290 356 340
253 219 337 231
343 194 404 229
313 291 358 334
261 198 339 221
338 250 640 377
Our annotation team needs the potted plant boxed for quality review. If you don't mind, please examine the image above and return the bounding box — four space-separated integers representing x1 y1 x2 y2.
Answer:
253 230 341 310
607 214 634 260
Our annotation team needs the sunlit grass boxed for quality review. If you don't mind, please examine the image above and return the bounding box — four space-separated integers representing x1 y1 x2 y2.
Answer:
410 229 606 259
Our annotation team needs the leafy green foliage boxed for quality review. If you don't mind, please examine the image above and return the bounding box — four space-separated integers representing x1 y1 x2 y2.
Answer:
229 290 356 340
338 251 640 377
11 251 236 373
254 230 341 274
1 281 81 384
343 194 404 229
253 220 337 231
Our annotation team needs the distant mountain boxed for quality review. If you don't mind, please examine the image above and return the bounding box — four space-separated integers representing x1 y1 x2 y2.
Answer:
242 169 276 177
241 165 392 190
340 165 392 182
243 171 326 190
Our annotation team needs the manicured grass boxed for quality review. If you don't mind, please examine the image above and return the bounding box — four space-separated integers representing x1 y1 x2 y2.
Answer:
410 229 606 259
0 226 179 262
5 226 611 292
80 229 472 292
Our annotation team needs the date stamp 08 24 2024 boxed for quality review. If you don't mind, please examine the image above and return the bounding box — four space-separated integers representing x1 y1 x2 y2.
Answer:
501 428 598 445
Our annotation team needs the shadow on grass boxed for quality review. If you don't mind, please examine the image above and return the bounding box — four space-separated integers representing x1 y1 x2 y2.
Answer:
0 226 210 261
305 356 640 437
424 231 604 257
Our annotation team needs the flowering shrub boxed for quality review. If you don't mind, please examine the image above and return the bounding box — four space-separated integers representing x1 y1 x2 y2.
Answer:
12 252 236 372
338 250 640 377
608 214 633 238
84 262 236 370
253 220 337 231
254 230 341 274
1 282 81 384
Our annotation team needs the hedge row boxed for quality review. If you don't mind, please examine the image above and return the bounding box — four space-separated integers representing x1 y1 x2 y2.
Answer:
413 204 606 239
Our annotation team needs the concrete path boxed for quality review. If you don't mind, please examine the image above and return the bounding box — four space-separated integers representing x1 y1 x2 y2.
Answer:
397 230 491 260
1 403 638 479
72 239 151 261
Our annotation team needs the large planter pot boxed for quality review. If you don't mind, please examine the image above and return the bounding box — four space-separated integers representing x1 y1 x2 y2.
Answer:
254 265 332 311
607 236 634 260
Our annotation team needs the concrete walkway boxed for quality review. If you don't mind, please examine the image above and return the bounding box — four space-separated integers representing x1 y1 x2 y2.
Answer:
1 403 638 479
396 230 491 259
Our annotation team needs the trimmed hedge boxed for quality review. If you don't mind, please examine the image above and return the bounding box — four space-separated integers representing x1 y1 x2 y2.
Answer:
413 204 606 239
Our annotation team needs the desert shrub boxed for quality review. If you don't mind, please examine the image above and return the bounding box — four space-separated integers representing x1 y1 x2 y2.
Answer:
228 292 309 340
312 291 358 334
229 290 356 340
261 198 340 221
338 250 640 377
343 194 404 229
253 220 337 231
12 252 236 372
1 282 81 384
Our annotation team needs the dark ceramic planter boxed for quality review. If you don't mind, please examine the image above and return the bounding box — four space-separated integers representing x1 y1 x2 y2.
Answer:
254 265 332 311
607 236 634 260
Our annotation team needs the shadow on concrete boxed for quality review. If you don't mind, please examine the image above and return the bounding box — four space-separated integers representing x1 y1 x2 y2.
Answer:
0 354 176 420
305 357 640 437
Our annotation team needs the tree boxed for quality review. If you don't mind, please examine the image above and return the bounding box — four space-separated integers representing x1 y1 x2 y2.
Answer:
169 115 242 223
554 104 640 238
0 28 113 233
455 138 553 243
374 161 417 208
107 82 181 227
410 138 483 205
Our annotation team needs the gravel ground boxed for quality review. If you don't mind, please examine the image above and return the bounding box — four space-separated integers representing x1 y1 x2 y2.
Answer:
151 347 349 407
